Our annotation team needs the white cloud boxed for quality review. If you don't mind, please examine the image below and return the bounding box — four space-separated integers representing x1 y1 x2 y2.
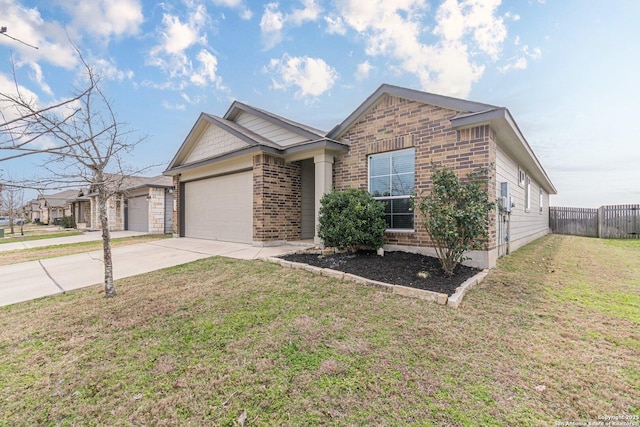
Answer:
355 61 373 81
332 0 509 98
499 44 542 73
324 15 346 35
152 4 208 56
0 0 142 101
161 100 186 111
288 0 322 25
213 0 242 6
212 0 253 20
61 0 143 39
260 0 322 49
0 71 41 122
190 50 225 90
260 3 285 49
0 0 77 69
505 12 520 21
147 2 226 93
28 63 53 97
240 7 253 20
434 0 506 60
92 58 135 82
266 54 338 98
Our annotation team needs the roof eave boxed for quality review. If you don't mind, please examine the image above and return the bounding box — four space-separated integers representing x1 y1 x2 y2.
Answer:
451 108 557 195
225 101 326 140
164 145 279 175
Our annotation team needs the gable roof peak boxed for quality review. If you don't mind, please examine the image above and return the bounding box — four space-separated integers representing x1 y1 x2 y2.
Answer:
327 83 500 140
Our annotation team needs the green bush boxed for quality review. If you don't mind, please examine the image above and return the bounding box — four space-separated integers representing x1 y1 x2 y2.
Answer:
318 189 387 251
414 167 494 276
59 216 76 229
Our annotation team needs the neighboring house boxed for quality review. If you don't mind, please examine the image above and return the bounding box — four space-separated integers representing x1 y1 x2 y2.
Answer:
37 190 77 224
164 84 556 268
87 175 174 234
69 190 92 229
24 199 41 222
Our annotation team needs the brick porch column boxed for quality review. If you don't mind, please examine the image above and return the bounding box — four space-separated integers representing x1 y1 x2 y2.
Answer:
314 153 334 244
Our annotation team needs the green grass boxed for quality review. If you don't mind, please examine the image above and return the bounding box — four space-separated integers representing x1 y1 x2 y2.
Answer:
0 230 83 243
0 234 171 266
0 235 638 425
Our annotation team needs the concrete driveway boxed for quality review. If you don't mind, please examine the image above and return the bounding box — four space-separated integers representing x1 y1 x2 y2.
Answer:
0 235 309 307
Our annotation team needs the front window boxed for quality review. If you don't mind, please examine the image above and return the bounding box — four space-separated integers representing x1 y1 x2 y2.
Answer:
369 148 415 229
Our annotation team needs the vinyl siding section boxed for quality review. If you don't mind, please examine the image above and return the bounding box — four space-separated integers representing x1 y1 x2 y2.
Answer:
234 111 309 146
496 145 549 252
183 124 249 164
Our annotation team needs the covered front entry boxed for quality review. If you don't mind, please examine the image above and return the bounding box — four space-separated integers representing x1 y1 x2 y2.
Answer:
182 171 253 243
126 196 149 232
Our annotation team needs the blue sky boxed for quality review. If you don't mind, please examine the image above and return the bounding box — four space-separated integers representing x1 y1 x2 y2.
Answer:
1 0 638 208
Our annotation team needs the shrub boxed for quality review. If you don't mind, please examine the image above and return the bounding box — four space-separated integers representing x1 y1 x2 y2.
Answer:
414 167 494 276
59 216 76 229
318 189 387 251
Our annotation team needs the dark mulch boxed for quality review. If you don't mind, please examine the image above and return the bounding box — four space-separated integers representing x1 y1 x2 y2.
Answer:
280 250 480 296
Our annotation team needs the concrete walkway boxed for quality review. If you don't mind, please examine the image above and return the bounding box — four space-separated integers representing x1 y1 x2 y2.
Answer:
0 236 310 307
0 230 147 252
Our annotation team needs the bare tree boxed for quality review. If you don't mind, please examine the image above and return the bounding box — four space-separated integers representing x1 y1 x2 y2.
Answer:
0 50 147 297
0 180 25 235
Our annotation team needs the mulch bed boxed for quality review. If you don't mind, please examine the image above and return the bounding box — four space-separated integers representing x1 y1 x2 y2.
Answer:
280 250 480 296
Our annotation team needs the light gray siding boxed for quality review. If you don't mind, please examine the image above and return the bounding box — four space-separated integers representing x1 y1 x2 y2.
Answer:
234 111 309 146
496 146 550 253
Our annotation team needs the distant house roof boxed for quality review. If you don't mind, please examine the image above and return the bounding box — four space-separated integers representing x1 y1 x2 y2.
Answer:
38 190 79 208
119 175 173 191
84 174 173 197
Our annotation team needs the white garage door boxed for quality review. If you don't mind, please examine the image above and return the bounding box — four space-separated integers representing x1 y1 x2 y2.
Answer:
184 171 253 243
127 196 149 232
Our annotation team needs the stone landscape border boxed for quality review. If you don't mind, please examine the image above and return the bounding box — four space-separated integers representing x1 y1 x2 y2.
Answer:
265 256 490 309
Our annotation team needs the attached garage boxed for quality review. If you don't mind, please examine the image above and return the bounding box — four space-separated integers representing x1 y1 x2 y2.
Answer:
182 171 253 243
126 196 149 232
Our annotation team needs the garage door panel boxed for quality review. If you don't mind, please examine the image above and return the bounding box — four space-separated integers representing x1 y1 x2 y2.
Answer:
184 171 252 243
127 196 149 232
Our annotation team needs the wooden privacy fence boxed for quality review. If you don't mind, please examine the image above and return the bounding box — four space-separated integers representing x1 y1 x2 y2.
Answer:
550 204 640 239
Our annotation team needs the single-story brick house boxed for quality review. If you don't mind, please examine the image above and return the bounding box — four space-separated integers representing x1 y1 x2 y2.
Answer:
86 175 174 233
164 84 556 268
37 190 77 224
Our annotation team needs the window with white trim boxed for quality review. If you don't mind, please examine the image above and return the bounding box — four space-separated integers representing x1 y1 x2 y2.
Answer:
525 175 531 211
539 189 544 214
369 148 415 230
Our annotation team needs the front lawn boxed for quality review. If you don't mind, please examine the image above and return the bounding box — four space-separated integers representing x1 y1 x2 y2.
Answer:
0 234 171 266
0 228 83 243
0 235 638 425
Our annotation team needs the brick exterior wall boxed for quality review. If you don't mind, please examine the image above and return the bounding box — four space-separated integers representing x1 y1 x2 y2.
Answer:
253 153 302 241
333 94 497 251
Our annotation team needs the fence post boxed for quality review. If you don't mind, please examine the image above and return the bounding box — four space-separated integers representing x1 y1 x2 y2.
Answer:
597 206 604 238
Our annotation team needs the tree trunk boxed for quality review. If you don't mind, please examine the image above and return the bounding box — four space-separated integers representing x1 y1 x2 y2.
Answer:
98 192 116 297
